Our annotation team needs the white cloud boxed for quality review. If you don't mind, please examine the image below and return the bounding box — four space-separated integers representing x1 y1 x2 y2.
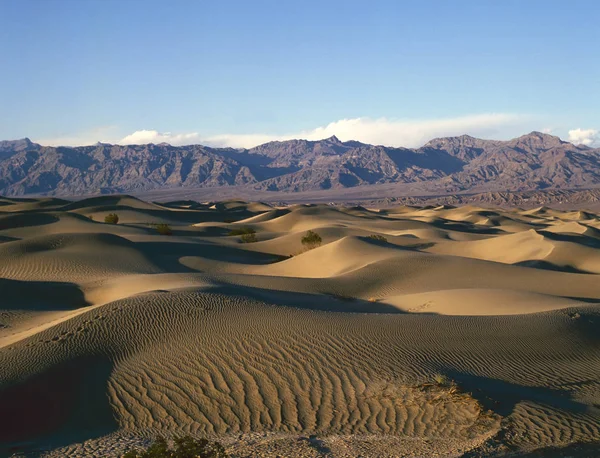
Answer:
118 130 203 146
117 113 528 149
31 113 534 149
34 126 119 147
568 128 599 147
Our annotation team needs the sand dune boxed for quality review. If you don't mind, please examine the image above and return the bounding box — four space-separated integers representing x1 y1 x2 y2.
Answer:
1 195 599 457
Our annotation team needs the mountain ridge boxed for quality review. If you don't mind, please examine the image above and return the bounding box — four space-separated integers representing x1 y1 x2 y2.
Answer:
0 132 599 196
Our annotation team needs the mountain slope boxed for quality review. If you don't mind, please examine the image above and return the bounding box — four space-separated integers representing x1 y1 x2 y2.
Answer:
423 132 600 192
0 132 599 196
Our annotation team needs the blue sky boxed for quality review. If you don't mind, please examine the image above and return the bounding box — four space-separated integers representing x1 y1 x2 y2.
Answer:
1 0 599 147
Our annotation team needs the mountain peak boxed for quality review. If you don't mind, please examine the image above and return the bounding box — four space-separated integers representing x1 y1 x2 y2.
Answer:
423 133 490 149
512 131 565 148
522 131 561 140
0 137 36 150
324 135 342 144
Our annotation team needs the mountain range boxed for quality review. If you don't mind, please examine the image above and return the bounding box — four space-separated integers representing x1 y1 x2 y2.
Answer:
0 132 599 197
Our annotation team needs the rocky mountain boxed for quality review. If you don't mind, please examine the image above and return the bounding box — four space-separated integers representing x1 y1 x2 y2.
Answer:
0 132 599 196
423 132 600 192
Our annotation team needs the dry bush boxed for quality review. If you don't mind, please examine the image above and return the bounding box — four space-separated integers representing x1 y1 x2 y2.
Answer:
155 223 172 236
301 230 322 249
240 232 257 243
434 373 450 386
104 213 119 224
367 234 387 242
228 227 255 236
123 435 228 457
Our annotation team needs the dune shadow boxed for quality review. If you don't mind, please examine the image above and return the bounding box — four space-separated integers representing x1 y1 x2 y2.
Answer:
500 442 600 458
513 259 592 274
0 212 59 230
428 218 504 234
66 201 260 225
444 371 597 418
206 282 409 314
538 230 600 248
0 278 88 311
0 357 117 455
136 240 283 272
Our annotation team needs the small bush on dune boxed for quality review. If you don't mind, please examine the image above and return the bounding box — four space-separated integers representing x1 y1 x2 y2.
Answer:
301 230 322 250
105 213 119 224
155 223 173 236
123 435 228 458
228 227 255 236
240 232 257 243
434 373 450 386
367 234 387 242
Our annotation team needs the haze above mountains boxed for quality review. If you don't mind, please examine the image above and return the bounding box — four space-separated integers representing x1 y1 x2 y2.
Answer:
1 131 599 197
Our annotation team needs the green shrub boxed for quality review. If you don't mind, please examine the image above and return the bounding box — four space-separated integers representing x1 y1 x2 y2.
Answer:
123 435 228 458
240 232 257 243
228 227 255 236
105 213 119 224
301 230 322 249
434 373 449 386
155 223 173 236
367 234 387 242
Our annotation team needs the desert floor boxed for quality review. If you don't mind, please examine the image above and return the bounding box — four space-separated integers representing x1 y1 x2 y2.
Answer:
1 195 599 457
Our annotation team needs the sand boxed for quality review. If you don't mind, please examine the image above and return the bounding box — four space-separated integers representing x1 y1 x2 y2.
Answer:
0 196 599 457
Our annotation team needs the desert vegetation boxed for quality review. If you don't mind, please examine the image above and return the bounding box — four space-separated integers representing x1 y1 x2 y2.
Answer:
240 232 257 243
105 213 119 224
367 234 388 242
155 223 173 236
228 226 257 243
227 227 255 236
122 436 228 458
301 230 322 249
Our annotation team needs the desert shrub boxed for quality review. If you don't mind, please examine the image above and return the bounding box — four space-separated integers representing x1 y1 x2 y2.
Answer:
433 373 449 386
367 234 387 242
123 435 228 458
155 223 173 236
240 232 257 243
228 227 255 236
105 213 119 224
301 230 322 249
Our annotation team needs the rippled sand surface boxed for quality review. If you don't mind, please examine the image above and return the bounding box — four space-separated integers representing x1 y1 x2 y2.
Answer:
1 196 599 457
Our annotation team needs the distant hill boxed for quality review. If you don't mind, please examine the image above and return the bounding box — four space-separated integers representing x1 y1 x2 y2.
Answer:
0 132 599 196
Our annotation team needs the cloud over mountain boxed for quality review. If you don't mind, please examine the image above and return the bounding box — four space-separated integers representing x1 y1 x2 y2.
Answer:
117 113 526 149
34 113 530 149
568 128 599 147
119 130 203 146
